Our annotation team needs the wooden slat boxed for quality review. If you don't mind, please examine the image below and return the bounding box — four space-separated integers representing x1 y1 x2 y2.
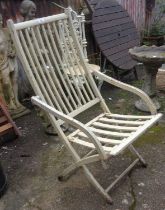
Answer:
106 114 152 120
110 54 133 67
101 36 139 51
94 22 136 37
110 50 132 62
93 17 131 31
97 29 138 45
93 11 129 24
76 131 122 144
69 137 113 152
99 118 145 126
37 24 74 113
62 19 95 102
19 30 56 109
90 127 130 137
94 6 123 17
14 13 67 30
51 22 82 107
104 39 139 57
31 26 69 114
119 60 137 70
96 0 119 9
0 123 13 136
110 113 162 156
92 122 138 131
68 113 105 138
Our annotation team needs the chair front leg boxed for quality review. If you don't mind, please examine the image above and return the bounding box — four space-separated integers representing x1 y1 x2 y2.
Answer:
82 165 113 204
129 145 147 167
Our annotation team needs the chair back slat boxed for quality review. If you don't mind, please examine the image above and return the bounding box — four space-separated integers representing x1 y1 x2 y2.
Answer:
60 19 95 101
8 9 103 122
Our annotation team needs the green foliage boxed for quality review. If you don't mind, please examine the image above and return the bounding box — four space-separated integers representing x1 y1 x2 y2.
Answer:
145 0 165 37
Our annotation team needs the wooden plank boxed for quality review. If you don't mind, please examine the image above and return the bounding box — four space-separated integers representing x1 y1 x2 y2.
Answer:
93 16 131 31
14 13 67 30
104 39 139 57
0 98 21 136
98 34 138 53
107 114 152 120
110 50 131 62
93 5 122 17
96 0 119 9
99 118 145 125
76 131 122 144
0 123 13 136
119 60 137 70
93 11 129 24
97 29 138 45
110 113 162 156
69 137 113 152
112 54 133 66
94 22 136 36
90 127 130 137
100 36 139 51
92 122 138 131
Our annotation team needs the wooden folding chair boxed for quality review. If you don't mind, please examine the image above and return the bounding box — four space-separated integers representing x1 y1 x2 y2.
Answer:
7 8 162 203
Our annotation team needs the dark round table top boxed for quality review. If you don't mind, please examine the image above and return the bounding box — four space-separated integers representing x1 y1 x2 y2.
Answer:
92 0 140 70
85 0 100 12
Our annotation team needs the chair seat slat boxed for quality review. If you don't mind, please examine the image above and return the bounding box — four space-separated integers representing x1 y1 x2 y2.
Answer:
106 113 152 120
110 113 162 155
69 137 113 152
90 127 131 137
99 118 145 125
92 122 138 131
76 131 122 144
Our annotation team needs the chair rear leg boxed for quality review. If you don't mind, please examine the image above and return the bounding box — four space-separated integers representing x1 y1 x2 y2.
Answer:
82 165 113 204
129 145 147 167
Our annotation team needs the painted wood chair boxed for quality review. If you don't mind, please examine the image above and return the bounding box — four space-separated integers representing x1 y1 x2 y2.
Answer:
7 8 162 203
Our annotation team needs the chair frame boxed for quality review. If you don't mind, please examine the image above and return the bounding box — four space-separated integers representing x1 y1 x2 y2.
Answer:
7 8 162 203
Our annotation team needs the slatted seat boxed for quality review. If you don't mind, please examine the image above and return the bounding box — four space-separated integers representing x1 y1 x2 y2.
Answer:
68 113 161 155
7 8 162 204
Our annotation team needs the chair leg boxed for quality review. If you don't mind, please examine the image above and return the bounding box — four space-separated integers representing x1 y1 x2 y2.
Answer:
58 155 141 204
133 66 138 80
105 158 139 193
97 79 104 91
58 160 113 203
129 145 147 167
58 150 97 180
82 165 113 204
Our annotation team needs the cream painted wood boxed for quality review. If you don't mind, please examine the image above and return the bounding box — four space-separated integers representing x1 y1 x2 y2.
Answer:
7 8 163 203
93 70 157 115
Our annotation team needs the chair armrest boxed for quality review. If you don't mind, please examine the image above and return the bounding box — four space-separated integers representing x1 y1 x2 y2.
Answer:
31 96 107 160
93 71 157 115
